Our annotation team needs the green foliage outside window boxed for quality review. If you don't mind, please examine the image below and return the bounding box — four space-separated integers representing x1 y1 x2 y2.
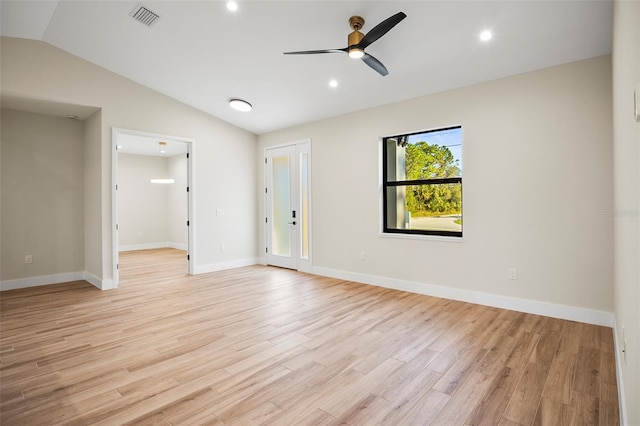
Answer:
405 142 461 217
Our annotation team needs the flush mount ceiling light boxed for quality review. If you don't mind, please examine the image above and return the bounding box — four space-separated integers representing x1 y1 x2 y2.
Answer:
229 98 252 112
329 79 338 88
226 1 238 12
159 141 167 154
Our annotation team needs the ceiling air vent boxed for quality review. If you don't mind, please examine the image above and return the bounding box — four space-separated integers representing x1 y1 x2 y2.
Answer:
130 4 160 27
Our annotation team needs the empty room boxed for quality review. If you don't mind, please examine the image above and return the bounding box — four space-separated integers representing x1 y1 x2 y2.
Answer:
0 1 638 425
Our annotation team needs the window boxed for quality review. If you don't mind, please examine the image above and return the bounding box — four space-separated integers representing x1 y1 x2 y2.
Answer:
383 126 462 237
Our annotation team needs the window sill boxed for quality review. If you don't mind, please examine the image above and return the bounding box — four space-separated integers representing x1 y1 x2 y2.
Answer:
379 232 464 243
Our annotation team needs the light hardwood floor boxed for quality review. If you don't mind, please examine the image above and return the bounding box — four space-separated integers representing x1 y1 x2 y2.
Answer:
1 248 619 425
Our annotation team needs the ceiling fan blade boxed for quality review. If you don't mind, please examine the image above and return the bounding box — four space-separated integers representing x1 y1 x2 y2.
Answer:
283 48 347 55
358 12 406 50
362 53 388 76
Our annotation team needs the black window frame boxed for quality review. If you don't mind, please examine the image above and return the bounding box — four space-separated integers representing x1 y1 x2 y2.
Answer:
382 126 463 238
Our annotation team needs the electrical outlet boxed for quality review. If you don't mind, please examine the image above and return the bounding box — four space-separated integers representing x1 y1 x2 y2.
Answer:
25 255 33 264
359 251 366 261
508 268 517 280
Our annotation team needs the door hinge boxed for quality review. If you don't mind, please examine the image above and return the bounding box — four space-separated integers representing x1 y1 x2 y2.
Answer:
265 157 267 164
265 217 267 223
187 254 190 260
117 264 119 270
187 220 190 226
266 247 268 253
187 153 189 159
116 224 119 230
265 187 267 194
186 186 189 192
116 184 118 190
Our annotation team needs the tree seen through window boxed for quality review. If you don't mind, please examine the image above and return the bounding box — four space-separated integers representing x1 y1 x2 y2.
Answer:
383 127 462 237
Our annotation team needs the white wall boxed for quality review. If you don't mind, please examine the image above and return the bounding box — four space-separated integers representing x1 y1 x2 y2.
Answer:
117 154 170 250
612 0 640 423
1 36 258 285
259 56 613 322
116 153 188 251
1 109 84 280
167 153 188 249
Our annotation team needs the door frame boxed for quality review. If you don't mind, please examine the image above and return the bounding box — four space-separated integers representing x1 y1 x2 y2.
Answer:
264 139 312 272
111 127 195 288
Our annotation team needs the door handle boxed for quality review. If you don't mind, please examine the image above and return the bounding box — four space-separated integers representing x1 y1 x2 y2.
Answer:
288 221 296 225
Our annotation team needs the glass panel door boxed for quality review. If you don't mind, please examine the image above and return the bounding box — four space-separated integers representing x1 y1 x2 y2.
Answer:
272 155 292 257
266 145 298 269
265 143 311 270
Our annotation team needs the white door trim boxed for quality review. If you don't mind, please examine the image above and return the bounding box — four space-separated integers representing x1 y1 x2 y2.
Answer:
111 127 195 288
264 139 312 272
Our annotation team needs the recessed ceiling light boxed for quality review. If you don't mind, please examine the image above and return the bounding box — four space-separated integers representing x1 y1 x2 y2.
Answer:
480 30 492 41
229 98 252 112
226 1 238 12
329 79 338 88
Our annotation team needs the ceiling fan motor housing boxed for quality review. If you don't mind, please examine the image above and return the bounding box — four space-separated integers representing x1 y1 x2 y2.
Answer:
348 16 365 46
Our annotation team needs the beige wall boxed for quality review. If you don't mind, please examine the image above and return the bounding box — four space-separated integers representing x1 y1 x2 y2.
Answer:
1 109 85 280
259 56 613 315
83 110 102 280
612 0 640 423
1 36 258 284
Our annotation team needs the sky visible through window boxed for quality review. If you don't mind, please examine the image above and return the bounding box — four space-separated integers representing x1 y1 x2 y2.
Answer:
408 127 462 174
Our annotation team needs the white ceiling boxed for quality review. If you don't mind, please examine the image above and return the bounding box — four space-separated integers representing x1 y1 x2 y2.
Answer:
117 133 189 157
1 1 613 135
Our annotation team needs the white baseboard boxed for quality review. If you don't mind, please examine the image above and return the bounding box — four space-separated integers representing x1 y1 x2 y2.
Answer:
0 271 117 292
168 242 188 251
0 271 86 291
118 242 187 252
83 272 115 290
193 257 260 275
310 266 614 327
118 242 170 252
612 317 628 425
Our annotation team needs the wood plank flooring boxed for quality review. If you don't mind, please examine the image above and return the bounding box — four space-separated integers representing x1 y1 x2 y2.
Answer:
0 248 619 425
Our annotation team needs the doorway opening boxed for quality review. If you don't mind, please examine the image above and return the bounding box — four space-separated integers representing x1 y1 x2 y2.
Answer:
112 128 195 288
265 140 311 271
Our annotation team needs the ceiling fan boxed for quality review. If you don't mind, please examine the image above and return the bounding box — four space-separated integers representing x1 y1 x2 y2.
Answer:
283 11 407 77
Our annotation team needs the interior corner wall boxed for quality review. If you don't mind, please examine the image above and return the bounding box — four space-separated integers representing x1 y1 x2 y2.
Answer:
612 0 640 424
84 109 102 281
117 154 170 249
0 108 84 280
0 36 258 285
258 55 614 318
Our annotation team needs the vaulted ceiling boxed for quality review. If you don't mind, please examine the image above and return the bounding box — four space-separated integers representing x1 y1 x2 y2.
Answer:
1 1 613 135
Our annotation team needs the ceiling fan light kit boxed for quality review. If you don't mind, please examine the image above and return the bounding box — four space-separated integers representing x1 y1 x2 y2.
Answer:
284 11 407 76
